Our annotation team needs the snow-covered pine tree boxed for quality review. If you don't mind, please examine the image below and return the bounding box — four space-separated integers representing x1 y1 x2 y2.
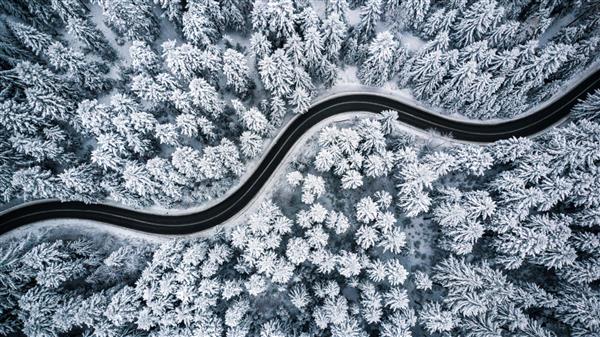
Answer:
46 42 110 92
451 0 505 47
250 32 272 59
303 26 324 71
172 146 204 181
268 95 287 126
154 0 184 25
234 102 270 135
58 164 103 202
326 0 349 19
188 77 224 117
284 34 304 66
240 131 263 158
182 0 220 48
358 31 398 87
11 166 61 200
421 8 458 38
321 13 347 61
258 49 294 98
99 0 159 42
357 0 382 43
162 41 221 83
289 87 311 114
122 161 159 198
6 20 53 56
573 89 600 121
221 0 249 31
397 0 431 29
129 40 161 73
66 16 113 56
251 0 296 42
222 48 250 95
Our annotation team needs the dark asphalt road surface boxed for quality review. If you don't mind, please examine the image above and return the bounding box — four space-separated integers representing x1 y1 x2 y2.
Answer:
1 70 599 235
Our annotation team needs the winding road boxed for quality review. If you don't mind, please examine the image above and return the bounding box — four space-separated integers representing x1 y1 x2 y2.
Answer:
1 70 599 235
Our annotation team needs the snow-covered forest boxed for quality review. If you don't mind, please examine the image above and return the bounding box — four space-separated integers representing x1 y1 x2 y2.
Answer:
1 0 599 210
2 89 600 336
2 0 600 336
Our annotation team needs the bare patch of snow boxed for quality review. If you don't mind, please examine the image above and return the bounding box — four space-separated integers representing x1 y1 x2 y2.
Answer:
398 32 426 51
346 8 362 26
88 2 132 64
538 12 576 46
309 0 327 16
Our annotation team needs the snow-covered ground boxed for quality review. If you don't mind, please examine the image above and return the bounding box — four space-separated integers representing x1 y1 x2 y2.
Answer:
0 218 169 245
324 67 421 105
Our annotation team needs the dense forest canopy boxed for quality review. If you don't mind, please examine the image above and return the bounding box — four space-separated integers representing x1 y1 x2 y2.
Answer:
0 0 600 337
0 0 598 211
2 88 600 336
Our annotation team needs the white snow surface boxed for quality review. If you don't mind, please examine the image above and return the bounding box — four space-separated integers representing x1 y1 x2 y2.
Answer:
398 32 426 51
346 8 362 26
0 218 170 244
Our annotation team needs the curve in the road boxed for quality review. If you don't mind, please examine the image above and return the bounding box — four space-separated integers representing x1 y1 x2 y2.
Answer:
1 69 599 235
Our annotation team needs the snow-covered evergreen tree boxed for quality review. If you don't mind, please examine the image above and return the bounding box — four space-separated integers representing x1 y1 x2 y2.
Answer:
321 13 347 61
252 0 296 42
66 16 112 55
189 77 224 117
396 0 431 29
129 40 160 73
6 20 53 56
357 0 382 43
182 0 220 47
358 31 398 87
303 27 324 70
258 49 294 98
240 131 263 158
222 49 250 95
451 0 505 47
99 0 159 42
